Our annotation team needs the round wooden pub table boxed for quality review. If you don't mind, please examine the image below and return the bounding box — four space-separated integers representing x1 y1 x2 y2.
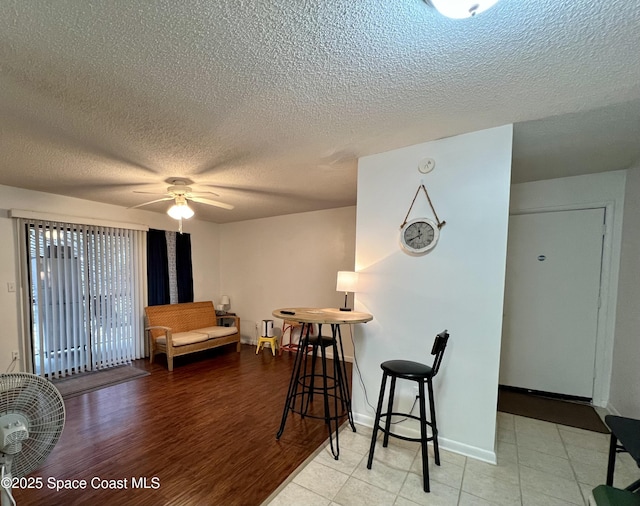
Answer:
272 307 373 459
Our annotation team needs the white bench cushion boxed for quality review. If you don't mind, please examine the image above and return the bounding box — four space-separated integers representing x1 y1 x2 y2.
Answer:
156 330 209 347
197 326 239 339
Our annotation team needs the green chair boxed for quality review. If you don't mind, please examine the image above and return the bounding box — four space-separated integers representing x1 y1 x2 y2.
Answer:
592 485 640 506
605 415 640 491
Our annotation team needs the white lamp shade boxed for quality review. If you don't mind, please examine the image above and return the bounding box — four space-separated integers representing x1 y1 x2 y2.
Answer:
336 271 359 293
220 295 230 306
167 201 194 220
429 0 501 18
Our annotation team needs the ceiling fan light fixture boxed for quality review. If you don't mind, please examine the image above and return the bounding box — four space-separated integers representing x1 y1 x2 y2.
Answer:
427 0 501 18
167 198 194 220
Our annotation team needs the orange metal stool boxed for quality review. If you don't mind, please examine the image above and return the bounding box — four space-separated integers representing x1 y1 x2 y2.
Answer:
279 320 313 355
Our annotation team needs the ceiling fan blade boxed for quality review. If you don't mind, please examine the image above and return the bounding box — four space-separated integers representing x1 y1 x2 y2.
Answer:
188 191 220 197
189 196 234 210
133 190 171 196
129 197 173 209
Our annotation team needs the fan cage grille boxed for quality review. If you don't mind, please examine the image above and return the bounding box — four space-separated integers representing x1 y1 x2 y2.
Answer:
0 373 65 478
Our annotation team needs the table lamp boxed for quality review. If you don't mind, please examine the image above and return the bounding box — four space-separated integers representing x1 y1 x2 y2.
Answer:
336 271 358 311
220 295 230 312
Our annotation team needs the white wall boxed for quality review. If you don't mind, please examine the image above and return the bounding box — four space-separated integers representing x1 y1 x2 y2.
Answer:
509 171 625 407
353 125 513 463
609 165 640 417
0 184 220 371
218 206 357 356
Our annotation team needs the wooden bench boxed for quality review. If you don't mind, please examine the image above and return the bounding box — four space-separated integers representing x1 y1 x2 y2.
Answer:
145 301 241 371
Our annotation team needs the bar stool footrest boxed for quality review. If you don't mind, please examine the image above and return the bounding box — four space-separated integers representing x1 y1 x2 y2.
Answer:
287 392 350 420
376 412 437 444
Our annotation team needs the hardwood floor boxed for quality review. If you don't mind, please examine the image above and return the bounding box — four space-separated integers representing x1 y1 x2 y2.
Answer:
14 344 351 506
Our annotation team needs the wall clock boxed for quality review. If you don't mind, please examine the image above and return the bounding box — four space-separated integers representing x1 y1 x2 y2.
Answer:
400 217 439 254
399 183 446 255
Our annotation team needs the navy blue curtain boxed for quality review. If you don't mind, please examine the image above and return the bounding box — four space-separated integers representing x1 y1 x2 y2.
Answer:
147 229 169 306
176 232 194 303
147 229 194 306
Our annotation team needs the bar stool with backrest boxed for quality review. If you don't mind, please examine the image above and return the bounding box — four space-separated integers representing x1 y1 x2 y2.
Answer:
367 329 450 493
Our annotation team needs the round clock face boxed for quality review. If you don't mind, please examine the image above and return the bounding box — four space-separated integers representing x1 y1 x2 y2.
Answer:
400 218 439 254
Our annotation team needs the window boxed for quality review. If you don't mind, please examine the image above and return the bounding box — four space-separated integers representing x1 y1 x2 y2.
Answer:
19 219 146 378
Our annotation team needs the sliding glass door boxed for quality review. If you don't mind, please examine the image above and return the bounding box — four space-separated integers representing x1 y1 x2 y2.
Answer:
23 220 145 378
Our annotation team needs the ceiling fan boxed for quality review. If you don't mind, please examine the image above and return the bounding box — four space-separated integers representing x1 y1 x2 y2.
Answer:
130 178 234 221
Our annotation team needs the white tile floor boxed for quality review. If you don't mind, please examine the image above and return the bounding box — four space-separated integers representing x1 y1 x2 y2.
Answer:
265 413 639 506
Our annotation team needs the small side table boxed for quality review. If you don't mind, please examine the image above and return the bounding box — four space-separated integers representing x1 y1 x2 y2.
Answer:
216 312 237 327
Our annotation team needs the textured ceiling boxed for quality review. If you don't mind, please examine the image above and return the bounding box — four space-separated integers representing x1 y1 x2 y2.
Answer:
0 0 639 223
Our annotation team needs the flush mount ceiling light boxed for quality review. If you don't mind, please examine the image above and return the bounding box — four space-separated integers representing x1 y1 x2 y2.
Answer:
427 0 501 18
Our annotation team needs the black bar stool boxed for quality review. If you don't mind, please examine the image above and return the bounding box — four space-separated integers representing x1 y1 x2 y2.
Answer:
367 330 450 493
276 323 355 459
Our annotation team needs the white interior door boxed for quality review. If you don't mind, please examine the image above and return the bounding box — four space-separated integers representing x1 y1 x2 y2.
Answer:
500 208 605 398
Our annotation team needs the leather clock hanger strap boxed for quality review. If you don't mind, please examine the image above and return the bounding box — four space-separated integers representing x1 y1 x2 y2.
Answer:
400 184 446 230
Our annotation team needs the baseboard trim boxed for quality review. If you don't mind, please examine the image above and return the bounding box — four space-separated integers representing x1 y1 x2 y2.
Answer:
605 403 620 416
353 412 496 465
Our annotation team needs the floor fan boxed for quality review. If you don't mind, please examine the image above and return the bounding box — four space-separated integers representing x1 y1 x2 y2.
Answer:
0 373 65 506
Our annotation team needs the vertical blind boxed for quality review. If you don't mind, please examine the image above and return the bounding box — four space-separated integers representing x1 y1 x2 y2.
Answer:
19 218 146 378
